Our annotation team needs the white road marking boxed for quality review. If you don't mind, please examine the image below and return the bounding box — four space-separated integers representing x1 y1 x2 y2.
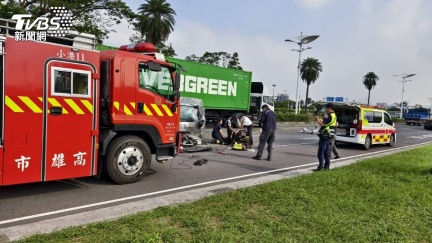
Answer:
1 141 431 226
407 134 432 139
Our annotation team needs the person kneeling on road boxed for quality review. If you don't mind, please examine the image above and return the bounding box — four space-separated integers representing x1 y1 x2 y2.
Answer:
238 113 254 145
212 118 227 145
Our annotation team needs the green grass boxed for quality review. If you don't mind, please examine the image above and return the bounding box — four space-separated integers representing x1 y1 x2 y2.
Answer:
19 146 432 242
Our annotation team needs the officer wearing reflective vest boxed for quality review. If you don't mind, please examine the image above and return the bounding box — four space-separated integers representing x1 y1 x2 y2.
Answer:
313 103 337 171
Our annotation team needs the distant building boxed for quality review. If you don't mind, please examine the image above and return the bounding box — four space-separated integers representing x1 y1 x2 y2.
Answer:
277 93 289 102
376 102 388 109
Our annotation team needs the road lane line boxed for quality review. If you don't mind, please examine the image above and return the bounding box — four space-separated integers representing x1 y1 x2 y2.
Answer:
1 141 431 226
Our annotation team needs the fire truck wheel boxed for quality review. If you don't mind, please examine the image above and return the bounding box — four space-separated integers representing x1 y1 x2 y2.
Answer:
362 135 371 150
105 135 151 184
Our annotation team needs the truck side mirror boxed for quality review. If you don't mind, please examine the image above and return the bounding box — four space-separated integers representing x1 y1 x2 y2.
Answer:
174 73 181 90
171 103 177 113
174 90 180 100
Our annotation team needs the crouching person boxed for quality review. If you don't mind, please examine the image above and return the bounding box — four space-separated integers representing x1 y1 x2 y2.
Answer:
212 118 227 144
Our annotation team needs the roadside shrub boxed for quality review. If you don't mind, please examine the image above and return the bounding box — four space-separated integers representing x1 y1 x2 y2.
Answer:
276 113 314 122
392 118 405 123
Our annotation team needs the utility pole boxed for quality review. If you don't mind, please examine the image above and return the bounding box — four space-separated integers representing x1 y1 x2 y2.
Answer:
393 73 416 118
285 33 319 115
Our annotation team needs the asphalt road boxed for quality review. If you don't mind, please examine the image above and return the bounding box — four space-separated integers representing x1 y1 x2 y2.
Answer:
1 123 432 239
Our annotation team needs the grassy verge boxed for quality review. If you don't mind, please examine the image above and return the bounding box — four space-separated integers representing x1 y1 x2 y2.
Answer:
19 146 432 242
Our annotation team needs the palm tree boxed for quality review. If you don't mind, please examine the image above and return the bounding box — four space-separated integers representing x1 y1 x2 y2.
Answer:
300 57 323 113
362 72 380 105
136 0 176 46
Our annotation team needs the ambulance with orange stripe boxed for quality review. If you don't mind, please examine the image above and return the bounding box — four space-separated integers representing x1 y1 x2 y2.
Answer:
0 19 181 186
331 103 397 150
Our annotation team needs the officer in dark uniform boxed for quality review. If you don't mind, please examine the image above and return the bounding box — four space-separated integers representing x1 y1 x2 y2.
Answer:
314 103 337 171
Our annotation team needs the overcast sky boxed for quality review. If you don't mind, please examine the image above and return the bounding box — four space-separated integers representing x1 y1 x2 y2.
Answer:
105 0 432 107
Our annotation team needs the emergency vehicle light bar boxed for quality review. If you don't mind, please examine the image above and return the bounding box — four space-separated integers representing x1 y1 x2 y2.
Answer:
118 42 166 61
119 42 156 53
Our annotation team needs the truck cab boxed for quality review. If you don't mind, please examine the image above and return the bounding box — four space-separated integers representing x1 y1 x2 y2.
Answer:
249 82 275 125
98 43 181 184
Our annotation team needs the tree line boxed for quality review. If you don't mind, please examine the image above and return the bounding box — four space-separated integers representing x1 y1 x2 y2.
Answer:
1 0 242 69
1 0 379 99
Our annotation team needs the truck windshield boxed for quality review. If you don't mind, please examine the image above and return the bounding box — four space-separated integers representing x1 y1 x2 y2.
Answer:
138 63 175 101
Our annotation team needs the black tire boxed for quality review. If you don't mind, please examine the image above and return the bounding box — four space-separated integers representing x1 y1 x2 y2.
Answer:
386 134 395 147
104 135 151 184
363 135 371 150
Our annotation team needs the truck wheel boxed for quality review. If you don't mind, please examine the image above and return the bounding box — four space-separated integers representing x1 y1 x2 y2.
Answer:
104 135 151 184
386 134 395 147
362 135 371 150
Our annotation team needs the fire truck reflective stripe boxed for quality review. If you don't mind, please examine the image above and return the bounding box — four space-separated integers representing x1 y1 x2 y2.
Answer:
38 97 50 113
130 102 135 109
151 104 164 116
5 96 24 112
143 104 153 116
113 101 120 111
19 96 42 113
161 104 173 117
81 100 93 113
64 99 85 115
123 104 133 115
48 98 69 114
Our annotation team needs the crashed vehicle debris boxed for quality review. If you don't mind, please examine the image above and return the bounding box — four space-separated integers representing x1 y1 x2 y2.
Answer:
179 97 212 152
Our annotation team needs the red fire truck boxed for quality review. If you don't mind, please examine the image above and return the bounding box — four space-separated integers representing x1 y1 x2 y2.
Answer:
0 19 181 185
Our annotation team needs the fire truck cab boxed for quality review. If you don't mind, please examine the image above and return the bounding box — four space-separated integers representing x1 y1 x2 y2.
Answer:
0 19 181 186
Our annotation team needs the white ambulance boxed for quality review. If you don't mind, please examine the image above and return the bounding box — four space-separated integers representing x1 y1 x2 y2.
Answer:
329 103 397 150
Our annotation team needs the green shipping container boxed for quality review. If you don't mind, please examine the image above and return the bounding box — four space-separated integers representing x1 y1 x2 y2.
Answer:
167 57 252 112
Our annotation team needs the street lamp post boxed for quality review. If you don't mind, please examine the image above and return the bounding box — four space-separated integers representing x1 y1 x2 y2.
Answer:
272 84 276 100
285 32 319 115
393 73 416 118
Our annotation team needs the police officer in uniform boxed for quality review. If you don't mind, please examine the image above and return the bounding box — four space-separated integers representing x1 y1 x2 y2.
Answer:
314 103 337 171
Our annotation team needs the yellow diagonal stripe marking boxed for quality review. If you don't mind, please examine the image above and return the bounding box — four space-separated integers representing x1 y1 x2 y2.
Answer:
143 104 153 116
5 96 24 112
130 102 135 109
81 100 93 113
19 96 42 113
38 97 50 113
161 104 173 117
64 99 84 114
48 98 69 114
113 101 119 111
124 104 133 115
151 104 164 116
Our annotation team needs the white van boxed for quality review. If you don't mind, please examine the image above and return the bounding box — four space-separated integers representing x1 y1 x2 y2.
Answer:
331 103 396 150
